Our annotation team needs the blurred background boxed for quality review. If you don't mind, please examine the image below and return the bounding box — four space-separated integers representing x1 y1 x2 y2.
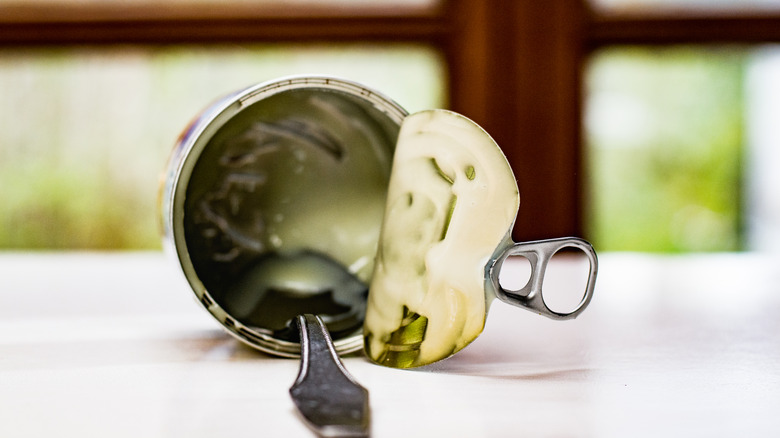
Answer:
1 0 779 253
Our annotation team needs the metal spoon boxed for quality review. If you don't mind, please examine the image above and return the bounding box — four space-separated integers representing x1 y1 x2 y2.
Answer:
290 314 370 437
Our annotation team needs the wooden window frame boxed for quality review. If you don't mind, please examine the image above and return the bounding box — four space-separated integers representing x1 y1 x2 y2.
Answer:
3 0 780 241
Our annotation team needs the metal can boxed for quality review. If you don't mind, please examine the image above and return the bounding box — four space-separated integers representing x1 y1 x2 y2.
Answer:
159 76 408 357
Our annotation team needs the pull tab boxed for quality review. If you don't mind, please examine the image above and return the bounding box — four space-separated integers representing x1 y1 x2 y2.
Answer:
488 237 597 320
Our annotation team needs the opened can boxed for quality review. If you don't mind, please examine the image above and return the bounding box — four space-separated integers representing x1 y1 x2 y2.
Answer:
159 76 408 357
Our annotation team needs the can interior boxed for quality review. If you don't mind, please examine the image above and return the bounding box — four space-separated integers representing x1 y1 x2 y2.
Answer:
178 81 404 355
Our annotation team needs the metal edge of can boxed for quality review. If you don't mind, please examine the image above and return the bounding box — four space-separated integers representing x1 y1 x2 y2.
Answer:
160 75 408 357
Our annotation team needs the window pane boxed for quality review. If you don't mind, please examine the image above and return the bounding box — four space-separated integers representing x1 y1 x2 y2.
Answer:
745 46 780 251
590 0 780 13
585 47 744 252
0 44 446 249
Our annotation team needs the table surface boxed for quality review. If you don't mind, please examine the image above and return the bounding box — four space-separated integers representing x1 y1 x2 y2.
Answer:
1 251 779 437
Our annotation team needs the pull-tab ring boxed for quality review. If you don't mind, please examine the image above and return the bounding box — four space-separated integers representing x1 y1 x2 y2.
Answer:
489 237 597 320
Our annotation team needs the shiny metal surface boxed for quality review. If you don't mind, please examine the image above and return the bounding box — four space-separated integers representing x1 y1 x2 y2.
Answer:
159 76 407 357
489 237 598 320
290 315 370 438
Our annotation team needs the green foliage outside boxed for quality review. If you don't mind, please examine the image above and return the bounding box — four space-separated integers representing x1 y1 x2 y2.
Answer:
0 44 446 249
0 44 748 252
585 47 745 252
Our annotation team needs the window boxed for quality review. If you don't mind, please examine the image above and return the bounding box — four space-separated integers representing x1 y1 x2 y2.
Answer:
586 47 745 252
584 2 780 252
2 0 780 250
0 44 445 248
586 45 780 252
0 0 447 249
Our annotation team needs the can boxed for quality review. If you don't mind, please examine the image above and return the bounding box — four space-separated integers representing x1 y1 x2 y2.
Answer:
159 76 408 357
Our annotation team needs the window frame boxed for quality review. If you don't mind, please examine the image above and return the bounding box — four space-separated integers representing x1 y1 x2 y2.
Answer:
3 0 780 241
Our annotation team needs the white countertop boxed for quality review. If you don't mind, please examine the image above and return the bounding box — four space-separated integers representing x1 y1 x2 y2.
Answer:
1 251 779 437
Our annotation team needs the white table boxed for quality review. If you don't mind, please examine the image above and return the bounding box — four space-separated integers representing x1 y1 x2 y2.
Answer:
1 251 779 437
